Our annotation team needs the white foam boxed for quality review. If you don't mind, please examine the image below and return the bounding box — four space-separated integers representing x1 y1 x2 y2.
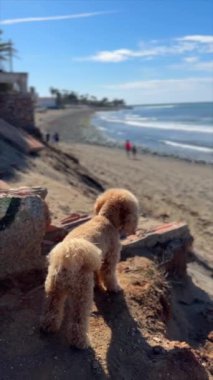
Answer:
117 131 124 135
162 140 213 153
100 115 213 134
139 104 176 110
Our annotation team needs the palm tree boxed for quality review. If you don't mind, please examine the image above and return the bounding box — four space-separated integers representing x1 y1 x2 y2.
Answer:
0 30 17 71
49 87 63 108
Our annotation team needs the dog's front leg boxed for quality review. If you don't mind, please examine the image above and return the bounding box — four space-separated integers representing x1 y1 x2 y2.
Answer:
101 246 122 293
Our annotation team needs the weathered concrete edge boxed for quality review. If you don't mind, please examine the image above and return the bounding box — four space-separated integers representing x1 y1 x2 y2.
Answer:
121 224 190 252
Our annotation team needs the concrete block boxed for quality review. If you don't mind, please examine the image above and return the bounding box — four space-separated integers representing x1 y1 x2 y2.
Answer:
0 195 47 279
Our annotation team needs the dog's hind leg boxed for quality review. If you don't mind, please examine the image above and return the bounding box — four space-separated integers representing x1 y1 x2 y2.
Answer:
40 289 67 334
66 273 94 349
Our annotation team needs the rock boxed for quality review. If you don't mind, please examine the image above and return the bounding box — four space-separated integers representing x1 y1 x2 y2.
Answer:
0 186 51 232
0 195 47 279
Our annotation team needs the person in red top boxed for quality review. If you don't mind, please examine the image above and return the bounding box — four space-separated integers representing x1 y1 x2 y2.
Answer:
125 139 132 157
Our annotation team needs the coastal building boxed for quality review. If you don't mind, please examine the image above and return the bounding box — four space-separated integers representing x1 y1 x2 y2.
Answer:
36 97 56 109
0 71 35 131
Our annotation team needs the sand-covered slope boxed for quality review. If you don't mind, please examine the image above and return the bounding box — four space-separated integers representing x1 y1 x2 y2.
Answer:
1 108 212 379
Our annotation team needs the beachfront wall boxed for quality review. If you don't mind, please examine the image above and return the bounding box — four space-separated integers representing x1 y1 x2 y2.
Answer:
0 93 35 129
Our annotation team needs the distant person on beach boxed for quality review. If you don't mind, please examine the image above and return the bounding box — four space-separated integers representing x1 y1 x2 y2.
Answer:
132 145 137 159
53 132 60 143
125 139 132 157
45 133 50 143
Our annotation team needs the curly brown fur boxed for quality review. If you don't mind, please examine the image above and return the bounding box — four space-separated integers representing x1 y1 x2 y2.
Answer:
40 238 101 349
94 188 139 236
69 188 139 292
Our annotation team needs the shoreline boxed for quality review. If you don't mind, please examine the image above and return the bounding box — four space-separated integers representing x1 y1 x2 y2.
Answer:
36 107 213 166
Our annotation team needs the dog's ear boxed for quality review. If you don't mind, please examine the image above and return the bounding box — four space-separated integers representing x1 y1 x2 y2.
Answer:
94 195 105 215
118 201 129 228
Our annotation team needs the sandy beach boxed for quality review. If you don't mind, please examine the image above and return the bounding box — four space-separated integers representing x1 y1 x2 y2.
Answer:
33 107 212 265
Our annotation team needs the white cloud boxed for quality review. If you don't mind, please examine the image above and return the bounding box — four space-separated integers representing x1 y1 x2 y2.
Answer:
89 49 136 62
79 35 213 63
183 56 199 63
81 44 196 62
177 35 213 54
179 35 213 43
170 58 213 72
0 11 114 25
192 61 213 71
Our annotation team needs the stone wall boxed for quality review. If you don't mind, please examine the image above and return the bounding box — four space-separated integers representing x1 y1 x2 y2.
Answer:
0 72 28 93
0 93 35 129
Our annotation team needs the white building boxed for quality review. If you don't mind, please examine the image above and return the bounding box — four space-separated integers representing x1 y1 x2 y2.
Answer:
36 97 56 108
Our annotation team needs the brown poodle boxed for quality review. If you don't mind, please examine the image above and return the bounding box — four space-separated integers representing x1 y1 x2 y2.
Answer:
40 188 139 348
69 188 139 292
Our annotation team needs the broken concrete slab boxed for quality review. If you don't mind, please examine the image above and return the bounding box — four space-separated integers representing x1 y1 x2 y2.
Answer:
0 118 44 154
44 224 67 243
44 213 91 243
0 195 47 279
121 222 193 278
62 215 91 231
122 222 191 250
60 213 89 225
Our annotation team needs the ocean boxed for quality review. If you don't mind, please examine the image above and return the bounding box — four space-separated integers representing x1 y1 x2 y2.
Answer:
92 102 213 164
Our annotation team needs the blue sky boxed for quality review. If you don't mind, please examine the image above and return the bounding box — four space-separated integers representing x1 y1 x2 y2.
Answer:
1 0 213 104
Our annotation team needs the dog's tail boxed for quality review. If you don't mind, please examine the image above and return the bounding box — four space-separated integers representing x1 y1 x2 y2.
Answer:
45 238 102 293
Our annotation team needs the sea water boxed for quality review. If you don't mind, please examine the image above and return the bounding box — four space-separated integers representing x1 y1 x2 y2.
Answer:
92 102 213 163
